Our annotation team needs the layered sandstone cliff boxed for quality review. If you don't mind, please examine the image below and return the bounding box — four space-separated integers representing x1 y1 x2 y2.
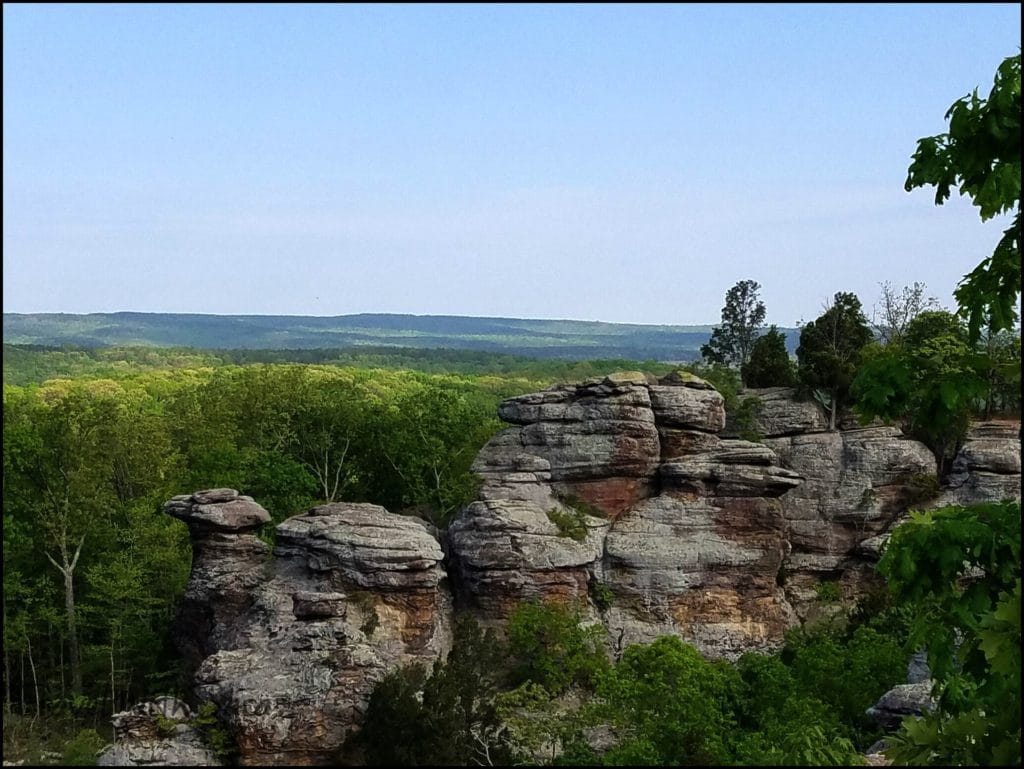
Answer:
102 376 1019 766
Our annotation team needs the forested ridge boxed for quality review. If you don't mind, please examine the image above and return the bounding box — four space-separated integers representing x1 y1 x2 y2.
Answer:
1 312 799 362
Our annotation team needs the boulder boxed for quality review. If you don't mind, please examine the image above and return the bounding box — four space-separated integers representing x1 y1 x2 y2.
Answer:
866 682 936 730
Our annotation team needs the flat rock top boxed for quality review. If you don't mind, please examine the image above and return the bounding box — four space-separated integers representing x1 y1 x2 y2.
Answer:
164 490 271 532
276 503 444 564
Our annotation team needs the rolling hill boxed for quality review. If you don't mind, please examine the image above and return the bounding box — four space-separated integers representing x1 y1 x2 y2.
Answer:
2 312 800 361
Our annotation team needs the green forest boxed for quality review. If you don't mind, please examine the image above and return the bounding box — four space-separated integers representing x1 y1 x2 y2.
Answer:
3 51 1021 768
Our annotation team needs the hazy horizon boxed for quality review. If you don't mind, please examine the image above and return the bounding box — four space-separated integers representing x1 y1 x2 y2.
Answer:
4 4 1021 326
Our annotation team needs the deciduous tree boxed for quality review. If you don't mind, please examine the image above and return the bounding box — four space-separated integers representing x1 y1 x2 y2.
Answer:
701 280 767 382
905 53 1021 340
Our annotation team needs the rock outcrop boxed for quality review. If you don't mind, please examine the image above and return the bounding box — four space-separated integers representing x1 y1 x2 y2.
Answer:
97 697 221 767
936 421 1022 506
447 373 803 658
722 389 939 619
167 492 451 765
142 379 1019 767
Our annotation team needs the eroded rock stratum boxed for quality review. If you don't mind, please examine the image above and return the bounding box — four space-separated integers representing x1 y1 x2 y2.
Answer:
128 375 1018 766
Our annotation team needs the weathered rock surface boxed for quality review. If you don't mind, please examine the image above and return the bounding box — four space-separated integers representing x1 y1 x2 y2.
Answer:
866 682 936 730
447 498 608 619
169 495 451 765
936 421 1022 506
763 427 938 619
97 698 221 767
165 491 274 673
723 387 828 438
448 372 804 658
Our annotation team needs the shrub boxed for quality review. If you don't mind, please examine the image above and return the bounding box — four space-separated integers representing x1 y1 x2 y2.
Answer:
733 394 764 442
191 701 237 762
507 601 609 694
815 581 841 604
589 580 615 613
546 507 589 542
62 728 107 766
554 490 605 519
900 472 940 509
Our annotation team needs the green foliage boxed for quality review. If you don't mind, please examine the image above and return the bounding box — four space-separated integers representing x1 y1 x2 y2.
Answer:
853 314 988 470
554 490 606 519
905 53 1021 340
732 394 764 442
797 292 874 430
596 636 741 765
61 728 106 766
899 472 941 509
546 507 590 542
742 325 796 388
348 592 379 637
815 581 841 604
782 623 907 739
701 280 768 377
589 580 615 613
878 501 1021 766
353 617 514 766
507 602 609 695
684 362 743 413
190 702 237 762
154 714 178 738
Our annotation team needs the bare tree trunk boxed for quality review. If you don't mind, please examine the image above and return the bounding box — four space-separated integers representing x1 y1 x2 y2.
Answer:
26 636 40 724
46 535 85 698
3 593 10 715
20 651 25 716
110 636 117 716
828 388 839 431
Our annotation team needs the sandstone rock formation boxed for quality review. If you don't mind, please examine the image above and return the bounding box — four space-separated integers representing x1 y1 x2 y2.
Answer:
167 491 451 765
936 421 1022 506
447 373 803 658
144 379 1019 766
721 389 939 619
97 697 221 767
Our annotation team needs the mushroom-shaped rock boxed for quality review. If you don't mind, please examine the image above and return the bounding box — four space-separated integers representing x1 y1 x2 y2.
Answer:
165 489 270 532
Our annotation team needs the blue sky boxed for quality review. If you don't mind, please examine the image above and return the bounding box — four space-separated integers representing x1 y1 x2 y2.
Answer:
3 3 1020 325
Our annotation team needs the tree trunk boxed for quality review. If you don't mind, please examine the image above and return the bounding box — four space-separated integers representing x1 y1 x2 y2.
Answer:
26 636 40 724
828 388 839 431
3 593 10 715
46 535 85 698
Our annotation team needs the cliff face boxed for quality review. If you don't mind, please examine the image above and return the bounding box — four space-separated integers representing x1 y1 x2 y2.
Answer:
447 371 802 658
136 376 1019 766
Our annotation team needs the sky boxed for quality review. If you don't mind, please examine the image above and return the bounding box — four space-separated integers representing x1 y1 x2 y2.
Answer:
3 3 1020 326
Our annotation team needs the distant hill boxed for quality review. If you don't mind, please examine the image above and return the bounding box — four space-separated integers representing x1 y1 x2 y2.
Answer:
2 312 800 361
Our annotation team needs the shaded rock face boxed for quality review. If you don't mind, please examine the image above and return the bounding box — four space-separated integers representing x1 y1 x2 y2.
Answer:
97 698 221 767
447 374 803 658
730 390 1021 621
937 421 1022 506
168 493 451 766
724 390 936 620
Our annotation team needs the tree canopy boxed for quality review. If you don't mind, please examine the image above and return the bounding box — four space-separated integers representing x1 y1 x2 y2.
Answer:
701 280 768 382
796 292 874 430
905 52 1021 340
